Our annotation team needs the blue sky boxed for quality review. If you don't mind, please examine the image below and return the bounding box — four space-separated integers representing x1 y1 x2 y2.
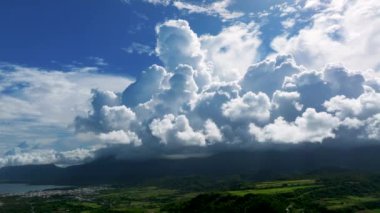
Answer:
1 0 380 167
0 0 299 77
0 0 225 77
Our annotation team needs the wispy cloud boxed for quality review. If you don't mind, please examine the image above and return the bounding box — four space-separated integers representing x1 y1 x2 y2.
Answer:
122 0 171 6
123 0 243 21
173 0 244 21
87 56 108 67
123 42 155 56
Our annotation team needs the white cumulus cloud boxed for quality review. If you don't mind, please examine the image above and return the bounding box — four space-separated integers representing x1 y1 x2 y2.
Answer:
249 108 340 143
222 92 271 123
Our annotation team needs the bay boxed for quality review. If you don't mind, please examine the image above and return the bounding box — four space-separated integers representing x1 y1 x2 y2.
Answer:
0 183 69 195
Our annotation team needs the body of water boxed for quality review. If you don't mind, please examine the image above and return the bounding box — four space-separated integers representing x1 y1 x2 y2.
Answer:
0 183 69 195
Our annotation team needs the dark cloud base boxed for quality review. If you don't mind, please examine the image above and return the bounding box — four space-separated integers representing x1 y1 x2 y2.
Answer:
2 142 380 185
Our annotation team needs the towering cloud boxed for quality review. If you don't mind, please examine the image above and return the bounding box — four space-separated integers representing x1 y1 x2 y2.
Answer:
156 19 205 72
3 9 380 167
74 19 380 156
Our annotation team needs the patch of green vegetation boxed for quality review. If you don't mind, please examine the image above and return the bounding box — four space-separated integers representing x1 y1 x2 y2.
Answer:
255 179 316 189
67 201 102 209
163 193 288 213
366 209 380 213
109 207 145 213
229 184 320 196
322 196 380 210
227 179 320 196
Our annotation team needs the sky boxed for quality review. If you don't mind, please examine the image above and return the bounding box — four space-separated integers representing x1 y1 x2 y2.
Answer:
1 0 380 167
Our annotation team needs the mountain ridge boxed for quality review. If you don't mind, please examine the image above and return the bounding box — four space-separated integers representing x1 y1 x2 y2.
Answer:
1 144 380 185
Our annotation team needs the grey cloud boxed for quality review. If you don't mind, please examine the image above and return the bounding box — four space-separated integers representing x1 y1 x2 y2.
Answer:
241 55 301 96
122 65 168 108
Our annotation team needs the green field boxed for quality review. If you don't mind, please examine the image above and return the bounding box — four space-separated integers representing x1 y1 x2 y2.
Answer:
366 209 380 213
92 186 197 212
322 196 380 210
229 184 320 196
254 179 316 189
